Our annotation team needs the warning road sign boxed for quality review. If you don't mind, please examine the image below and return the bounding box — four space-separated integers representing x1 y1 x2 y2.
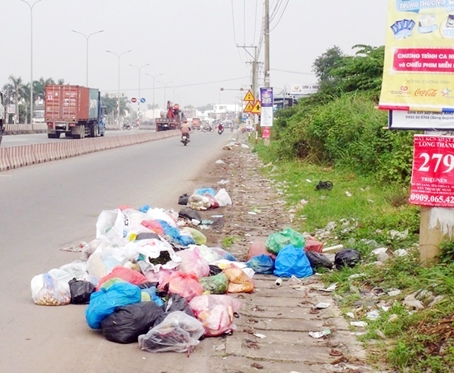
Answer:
243 90 255 102
243 102 254 113
251 100 261 114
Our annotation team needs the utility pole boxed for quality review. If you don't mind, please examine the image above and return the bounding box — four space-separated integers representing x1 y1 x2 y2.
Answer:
264 0 270 88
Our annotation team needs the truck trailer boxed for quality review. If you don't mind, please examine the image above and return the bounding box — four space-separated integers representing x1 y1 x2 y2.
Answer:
45 85 106 139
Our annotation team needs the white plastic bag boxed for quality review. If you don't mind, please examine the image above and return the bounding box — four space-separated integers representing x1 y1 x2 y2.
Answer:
31 270 71 306
60 260 89 281
95 209 129 246
138 311 204 353
146 208 177 228
215 188 232 207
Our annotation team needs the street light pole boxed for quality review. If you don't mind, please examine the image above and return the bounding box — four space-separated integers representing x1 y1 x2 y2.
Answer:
158 80 173 111
20 0 42 125
71 29 104 86
145 73 163 119
129 63 150 126
106 49 132 128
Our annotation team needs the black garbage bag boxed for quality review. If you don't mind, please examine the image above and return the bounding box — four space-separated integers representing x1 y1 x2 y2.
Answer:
305 250 333 270
334 249 361 270
179 207 202 222
101 302 165 344
136 232 160 240
69 278 95 304
163 293 194 318
209 264 223 276
178 193 190 205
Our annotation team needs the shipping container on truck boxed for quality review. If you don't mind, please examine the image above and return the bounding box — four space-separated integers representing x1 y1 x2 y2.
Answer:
45 84 105 139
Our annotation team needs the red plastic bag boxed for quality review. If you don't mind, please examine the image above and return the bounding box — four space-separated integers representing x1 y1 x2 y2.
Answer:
246 241 276 261
96 266 149 291
189 294 242 336
159 271 204 301
177 247 210 279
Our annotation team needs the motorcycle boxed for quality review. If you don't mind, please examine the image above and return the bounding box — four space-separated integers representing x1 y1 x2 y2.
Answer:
123 123 131 130
218 126 224 135
181 134 189 146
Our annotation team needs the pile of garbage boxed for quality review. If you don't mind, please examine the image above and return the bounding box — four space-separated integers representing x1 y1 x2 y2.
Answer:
29 186 361 355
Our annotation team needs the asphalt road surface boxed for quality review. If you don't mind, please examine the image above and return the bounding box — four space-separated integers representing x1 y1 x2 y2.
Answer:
0 130 232 373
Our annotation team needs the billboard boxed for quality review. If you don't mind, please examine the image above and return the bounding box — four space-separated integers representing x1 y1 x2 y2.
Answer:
290 84 319 95
379 1 454 112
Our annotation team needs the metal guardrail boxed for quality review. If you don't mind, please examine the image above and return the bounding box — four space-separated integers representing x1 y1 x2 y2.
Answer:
0 130 180 172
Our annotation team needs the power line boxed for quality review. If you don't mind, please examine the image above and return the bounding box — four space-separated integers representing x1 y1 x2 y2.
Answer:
270 0 289 32
253 0 258 44
269 0 283 23
231 0 244 63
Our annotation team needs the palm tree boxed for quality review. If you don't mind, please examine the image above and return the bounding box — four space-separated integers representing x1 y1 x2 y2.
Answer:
8 75 24 124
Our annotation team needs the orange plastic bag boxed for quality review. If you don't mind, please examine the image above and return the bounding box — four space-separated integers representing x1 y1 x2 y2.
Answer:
96 266 149 291
223 267 254 293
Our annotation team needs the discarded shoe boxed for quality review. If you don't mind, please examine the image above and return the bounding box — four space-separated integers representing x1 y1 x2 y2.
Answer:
315 181 333 191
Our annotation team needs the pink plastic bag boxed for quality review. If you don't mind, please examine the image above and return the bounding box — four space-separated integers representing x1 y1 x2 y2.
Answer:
177 247 210 279
159 271 204 301
189 294 242 337
96 266 149 291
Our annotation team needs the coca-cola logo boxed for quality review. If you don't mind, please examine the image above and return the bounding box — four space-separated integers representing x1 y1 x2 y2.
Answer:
414 88 437 97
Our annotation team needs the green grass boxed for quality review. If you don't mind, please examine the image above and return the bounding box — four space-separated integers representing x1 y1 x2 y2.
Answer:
253 139 454 372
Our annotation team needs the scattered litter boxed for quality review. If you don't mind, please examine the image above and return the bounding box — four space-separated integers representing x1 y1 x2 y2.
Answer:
309 329 331 339
300 199 308 205
375 330 387 339
315 302 331 309
345 191 352 197
403 292 425 310
322 244 343 254
371 247 388 256
60 241 87 252
248 211 257 215
393 249 408 257
241 144 249 149
388 289 401 297
305 179 312 183
389 229 408 240
215 159 225 164
350 321 368 327
275 278 283 287
253 333 266 339
217 179 230 185
366 310 380 321
346 312 355 318
388 314 399 322
381 305 390 312
191 219 200 226
319 283 337 292
348 273 366 280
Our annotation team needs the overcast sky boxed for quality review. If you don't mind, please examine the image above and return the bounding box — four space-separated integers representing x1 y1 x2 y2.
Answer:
1 0 388 108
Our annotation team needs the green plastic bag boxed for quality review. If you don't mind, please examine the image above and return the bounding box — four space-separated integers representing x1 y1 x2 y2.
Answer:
265 228 305 255
199 272 228 294
182 227 207 245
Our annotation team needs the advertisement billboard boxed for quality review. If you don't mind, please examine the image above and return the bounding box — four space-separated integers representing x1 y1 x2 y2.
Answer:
379 1 454 112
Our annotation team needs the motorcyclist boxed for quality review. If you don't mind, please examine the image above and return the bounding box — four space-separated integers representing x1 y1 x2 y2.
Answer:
180 119 191 141
218 123 224 133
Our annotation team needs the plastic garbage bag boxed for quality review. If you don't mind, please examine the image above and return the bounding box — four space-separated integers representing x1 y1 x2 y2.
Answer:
146 207 177 228
141 286 164 306
140 220 164 235
246 241 276 261
138 311 205 353
334 249 361 270
85 282 142 329
189 294 242 337
96 266 149 291
159 271 204 301
203 193 219 209
60 261 89 281
95 209 129 246
178 193 190 205
157 220 195 246
266 228 306 255
187 194 211 211
305 250 333 270
163 294 195 317
223 267 254 293
178 208 202 222
69 278 95 304
177 247 210 279
31 271 71 306
86 246 127 284
199 272 229 294
181 228 207 245
246 254 275 274
214 188 232 207
274 244 313 278
101 302 165 344
195 187 216 196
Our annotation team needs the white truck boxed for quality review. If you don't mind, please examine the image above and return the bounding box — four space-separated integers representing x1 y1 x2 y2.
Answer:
0 93 5 145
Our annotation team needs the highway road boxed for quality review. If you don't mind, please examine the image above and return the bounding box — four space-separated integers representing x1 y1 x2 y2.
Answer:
1 128 144 147
0 130 233 373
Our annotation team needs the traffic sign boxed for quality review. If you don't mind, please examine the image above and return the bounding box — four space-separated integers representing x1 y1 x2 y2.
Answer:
243 90 255 102
251 100 261 114
243 102 254 113
131 97 137 103
140 98 146 103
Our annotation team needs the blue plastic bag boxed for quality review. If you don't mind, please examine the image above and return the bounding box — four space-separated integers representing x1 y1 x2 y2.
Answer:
195 187 216 196
141 286 164 306
156 220 195 246
85 282 142 329
273 245 313 278
247 254 275 274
